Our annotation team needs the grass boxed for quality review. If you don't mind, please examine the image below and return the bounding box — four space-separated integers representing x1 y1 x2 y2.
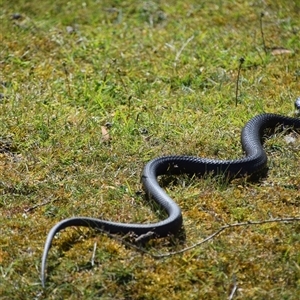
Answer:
1 0 300 299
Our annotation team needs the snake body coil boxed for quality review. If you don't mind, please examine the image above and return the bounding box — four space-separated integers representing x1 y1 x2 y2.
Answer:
41 113 300 287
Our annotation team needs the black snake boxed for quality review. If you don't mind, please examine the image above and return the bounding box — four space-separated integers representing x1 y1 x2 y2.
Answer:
41 112 300 287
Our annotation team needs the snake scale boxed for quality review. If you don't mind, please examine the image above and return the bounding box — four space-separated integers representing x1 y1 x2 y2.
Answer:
41 112 300 287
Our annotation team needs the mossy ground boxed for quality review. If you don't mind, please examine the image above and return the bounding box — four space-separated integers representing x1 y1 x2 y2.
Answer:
0 1 299 299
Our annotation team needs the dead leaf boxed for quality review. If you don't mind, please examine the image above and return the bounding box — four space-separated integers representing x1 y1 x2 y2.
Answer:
101 126 110 142
271 48 293 56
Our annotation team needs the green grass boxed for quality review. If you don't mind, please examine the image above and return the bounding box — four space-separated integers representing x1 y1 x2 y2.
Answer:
1 0 300 299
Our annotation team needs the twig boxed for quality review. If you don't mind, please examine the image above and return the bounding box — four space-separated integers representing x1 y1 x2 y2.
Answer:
235 57 244 106
62 61 72 97
116 68 128 93
150 216 300 258
91 242 97 267
24 197 55 213
175 35 194 62
134 231 155 243
228 275 238 300
260 12 267 54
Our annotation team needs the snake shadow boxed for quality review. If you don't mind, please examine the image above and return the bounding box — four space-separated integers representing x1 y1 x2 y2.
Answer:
139 166 271 246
